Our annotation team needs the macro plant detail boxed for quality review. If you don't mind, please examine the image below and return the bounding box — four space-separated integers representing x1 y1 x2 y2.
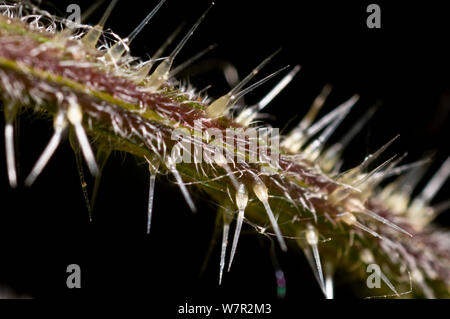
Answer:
0 0 449 299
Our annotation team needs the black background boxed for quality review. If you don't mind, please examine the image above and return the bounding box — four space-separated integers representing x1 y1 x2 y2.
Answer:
0 0 450 307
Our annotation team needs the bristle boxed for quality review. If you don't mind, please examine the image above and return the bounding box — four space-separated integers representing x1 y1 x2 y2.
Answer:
166 154 196 213
256 65 301 112
283 92 355 154
4 123 17 188
353 154 397 188
214 152 239 190
362 153 410 197
236 65 301 126
90 147 111 212
128 0 167 43
347 198 413 237
380 160 430 214
300 84 333 132
230 66 290 109
213 64 290 119
72 135 93 222
386 159 430 201
132 60 154 83
81 0 108 23
152 22 186 60
361 135 400 170
304 94 358 160
2 94 18 188
219 207 232 285
25 112 68 187
56 0 108 42
340 212 383 239
338 135 400 185
324 263 334 299
81 0 118 48
381 158 430 181
281 84 332 152
106 0 167 62
305 224 326 293
67 98 99 176
321 105 377 171
408 156 450 228
380 269 400 297
146 155 160 234
229 48 282 97
1 1 450 299
169 44 217 77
